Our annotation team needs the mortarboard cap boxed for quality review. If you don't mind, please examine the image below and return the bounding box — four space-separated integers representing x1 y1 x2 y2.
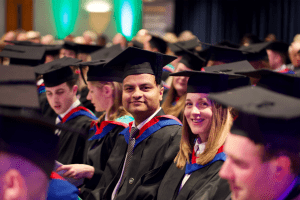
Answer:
208 86 300 151
0 112 59 178
104 47 177 84
0 45 46 66
5 40 62 56
168 37 199 55
176 43 205 71
91 44 123 61
34 57 81 87
0 65 40 108
200 42 246 63
203 60 255 74
236 69 300 99
148 35 167 54
63 41 78 53
45 44 63 56
78 60 123 82
77 43 103 54
266 41 289 54
239 42 270 61
130 40 144 49
170 70 250 93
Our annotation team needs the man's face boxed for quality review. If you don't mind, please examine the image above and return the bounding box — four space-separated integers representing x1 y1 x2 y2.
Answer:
219 133 274 200
46 82 77 115
291 51 300 68
122 74 163 120
60 49 76 59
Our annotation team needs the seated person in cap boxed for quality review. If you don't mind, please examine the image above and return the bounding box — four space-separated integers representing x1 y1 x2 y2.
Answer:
0 65 58 200
85 47 182 200
56 60 133 198
287 41 300 72
35 57 98 165
266 41 292 73
0 64 80 200
0 114 60 200
112 33 127 50
203 42 245 67
162 45 205 121
60 41 78 59
209 85 300 200
157 68 249 200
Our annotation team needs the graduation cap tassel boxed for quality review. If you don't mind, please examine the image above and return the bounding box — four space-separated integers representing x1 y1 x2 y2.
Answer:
79 66 87 85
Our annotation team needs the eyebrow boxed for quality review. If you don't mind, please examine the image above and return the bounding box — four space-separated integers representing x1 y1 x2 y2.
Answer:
124 82 153 87
185 98 208 102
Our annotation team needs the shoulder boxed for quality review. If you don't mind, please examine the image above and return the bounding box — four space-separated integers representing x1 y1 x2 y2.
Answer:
47 178 79 200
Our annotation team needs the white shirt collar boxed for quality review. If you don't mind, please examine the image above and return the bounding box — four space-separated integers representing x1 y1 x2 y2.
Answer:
132 107 162 130
36 79 44 86
274 64 287 72
194 138 206 157
55 99 81 124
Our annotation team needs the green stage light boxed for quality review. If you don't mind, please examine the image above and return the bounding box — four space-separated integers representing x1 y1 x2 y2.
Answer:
52 0 80 39
114 0 142 41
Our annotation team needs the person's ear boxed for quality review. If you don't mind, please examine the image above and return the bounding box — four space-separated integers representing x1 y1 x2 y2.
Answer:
3 169 27 200
159 85 164 101
103 85 113 97
269 155 292 182
72 85 78 95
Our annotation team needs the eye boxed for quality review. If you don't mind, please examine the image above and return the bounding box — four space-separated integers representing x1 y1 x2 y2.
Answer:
124 87 134 92
142 86 151 91
185 102 192 107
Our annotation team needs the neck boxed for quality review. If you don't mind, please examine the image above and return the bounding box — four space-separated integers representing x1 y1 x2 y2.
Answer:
272 174 296 200
105 98 114 119
133 107 160 126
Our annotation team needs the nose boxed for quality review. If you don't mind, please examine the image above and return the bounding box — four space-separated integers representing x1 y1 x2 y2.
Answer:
87 90 92 101
191 105 201 116
132 88 142 99
219 159 233 181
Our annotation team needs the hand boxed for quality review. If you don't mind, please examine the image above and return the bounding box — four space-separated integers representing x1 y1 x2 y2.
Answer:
56 164 95 179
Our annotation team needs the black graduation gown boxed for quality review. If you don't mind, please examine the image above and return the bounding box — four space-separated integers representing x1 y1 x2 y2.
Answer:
86 109 182 200
80 119 127 197
157 160 230 200
38 92 57 123
57 105 94 165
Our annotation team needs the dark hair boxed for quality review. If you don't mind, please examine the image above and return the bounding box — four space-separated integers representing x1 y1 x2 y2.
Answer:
262 143 300 175
65 78 77 90
149 37 167 54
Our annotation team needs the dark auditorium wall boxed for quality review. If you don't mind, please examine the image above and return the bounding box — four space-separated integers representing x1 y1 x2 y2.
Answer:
174 0 300 44
0 0 5 37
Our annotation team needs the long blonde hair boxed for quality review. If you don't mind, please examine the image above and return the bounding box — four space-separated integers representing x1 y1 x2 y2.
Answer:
89 81 130 122
162 84 186 120
175 100 233 169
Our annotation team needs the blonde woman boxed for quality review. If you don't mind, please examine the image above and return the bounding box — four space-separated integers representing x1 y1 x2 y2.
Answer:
57 60 133 196
162 46 204 121
157 71 249 200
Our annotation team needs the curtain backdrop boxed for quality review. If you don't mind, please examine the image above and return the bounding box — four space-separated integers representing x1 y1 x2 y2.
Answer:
174 0 300 45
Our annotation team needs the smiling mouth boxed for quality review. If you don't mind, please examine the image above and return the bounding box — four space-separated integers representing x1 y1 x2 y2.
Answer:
191 119 204 123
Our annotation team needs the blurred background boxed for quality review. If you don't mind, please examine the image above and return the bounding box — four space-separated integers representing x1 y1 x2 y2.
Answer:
1 0 300 44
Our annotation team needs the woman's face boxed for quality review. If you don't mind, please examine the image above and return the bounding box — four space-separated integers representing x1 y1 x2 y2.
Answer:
87 82 106 112
172 63 191 97
184 93 213 142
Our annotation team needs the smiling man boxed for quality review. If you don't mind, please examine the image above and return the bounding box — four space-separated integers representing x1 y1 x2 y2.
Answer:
35 57 98 165
85 47 182 200
209 86 300 200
